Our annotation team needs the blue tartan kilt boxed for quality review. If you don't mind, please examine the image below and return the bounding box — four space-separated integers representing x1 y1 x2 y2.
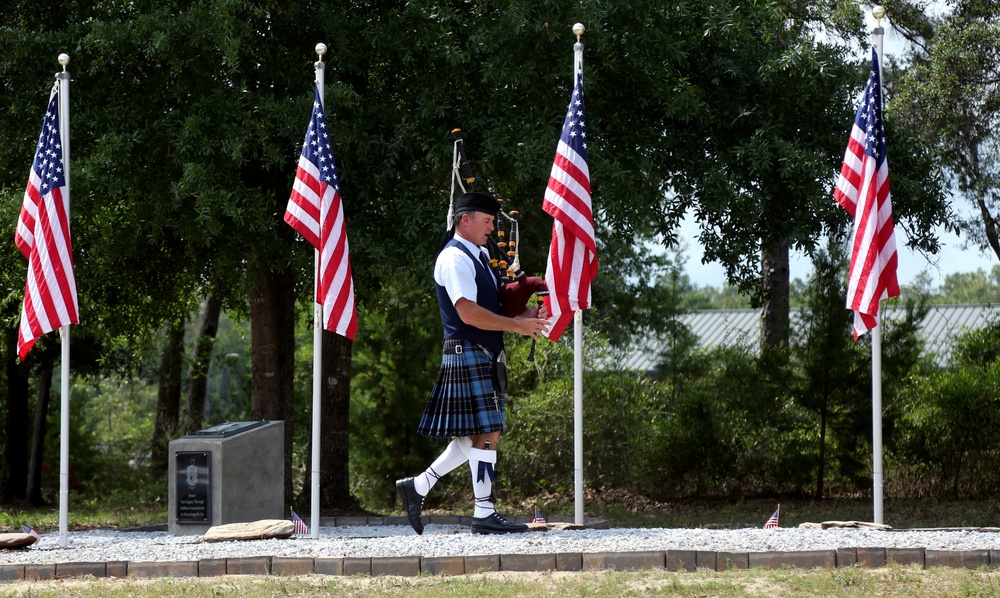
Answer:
417 340 505 438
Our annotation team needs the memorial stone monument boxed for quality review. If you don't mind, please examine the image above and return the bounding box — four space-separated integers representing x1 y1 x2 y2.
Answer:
168 420 284 536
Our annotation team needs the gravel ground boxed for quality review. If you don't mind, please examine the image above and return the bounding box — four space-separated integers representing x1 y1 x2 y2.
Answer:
2 525 999 565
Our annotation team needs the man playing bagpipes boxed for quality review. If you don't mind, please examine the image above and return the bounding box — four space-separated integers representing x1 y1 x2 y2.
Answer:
396 190 549 535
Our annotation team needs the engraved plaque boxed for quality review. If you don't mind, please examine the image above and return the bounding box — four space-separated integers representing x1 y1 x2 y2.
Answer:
175 451 211 523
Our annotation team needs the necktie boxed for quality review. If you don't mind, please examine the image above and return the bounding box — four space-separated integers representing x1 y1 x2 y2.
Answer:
479 252 499 286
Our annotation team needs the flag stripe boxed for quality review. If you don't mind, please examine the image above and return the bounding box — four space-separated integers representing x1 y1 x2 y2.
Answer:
542 56 597 343
834 49 898 338
284 85 358 340
290 510 309 535
834 133 866 215
35 189 77 319
15 177 41 257
545 145 595 247
21 524 41 542
16 86 79 359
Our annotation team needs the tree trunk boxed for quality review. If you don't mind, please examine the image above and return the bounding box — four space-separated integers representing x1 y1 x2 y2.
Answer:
1 329 31 504
249 268 296 503
295 330 360 514
816 405 827 500
182 295 222 434
952 451 964 498
760 243 790 352
150 319 186 476
26 357 53 506
974 189 1000 261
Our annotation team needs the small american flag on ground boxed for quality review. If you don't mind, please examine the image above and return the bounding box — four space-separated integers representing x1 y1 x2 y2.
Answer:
22 524 41 543
763 509 780 529
531 505 546 524
291 510 309 536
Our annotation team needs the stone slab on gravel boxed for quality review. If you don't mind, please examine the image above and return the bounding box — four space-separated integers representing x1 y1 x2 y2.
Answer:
798 521 892 530
0 533 36 550
203 520 293 543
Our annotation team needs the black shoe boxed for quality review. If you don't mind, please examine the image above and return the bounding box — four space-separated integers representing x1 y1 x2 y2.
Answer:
395 478 425 535
471 511 529 535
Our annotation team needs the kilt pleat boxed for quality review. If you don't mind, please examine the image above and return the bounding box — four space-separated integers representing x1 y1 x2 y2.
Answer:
418 340 505 438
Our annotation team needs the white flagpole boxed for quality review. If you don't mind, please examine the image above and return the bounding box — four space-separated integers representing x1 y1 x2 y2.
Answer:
870 5 886 525
574 311 584 525
572 23 586 527
872 324 884 524
309 43 327 539
56 53 71 548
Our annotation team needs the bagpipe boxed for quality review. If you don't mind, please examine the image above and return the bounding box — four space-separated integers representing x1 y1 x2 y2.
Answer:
447 129 548 357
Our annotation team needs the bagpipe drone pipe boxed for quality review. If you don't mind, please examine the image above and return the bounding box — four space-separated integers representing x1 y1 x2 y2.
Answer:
447 129 548 357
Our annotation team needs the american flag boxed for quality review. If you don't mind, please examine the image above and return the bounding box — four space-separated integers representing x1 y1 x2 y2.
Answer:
531 505 546 524
15 85 79 360
284 84 358 340
290 510 309 536
833 49 899 338
763 509 780 529
22 524 41 543
542 57 598 342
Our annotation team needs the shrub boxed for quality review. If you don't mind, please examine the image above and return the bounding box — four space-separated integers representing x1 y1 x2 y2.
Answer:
893 361 1000 498
502 341 816 503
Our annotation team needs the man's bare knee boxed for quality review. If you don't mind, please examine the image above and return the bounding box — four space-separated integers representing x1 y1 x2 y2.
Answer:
471 432 501 449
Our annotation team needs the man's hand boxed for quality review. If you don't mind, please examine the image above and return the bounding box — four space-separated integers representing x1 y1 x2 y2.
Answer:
510 314 549 340
456 299 550 340
517 303 548 320
512 304 549 340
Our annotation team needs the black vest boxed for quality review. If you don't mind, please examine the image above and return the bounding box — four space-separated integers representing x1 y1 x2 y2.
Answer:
436 240 503 356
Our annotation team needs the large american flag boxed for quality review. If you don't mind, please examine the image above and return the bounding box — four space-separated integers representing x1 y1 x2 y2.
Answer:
284 85 357 340
542 59 598 342
15 86 79 360
833 49 899 338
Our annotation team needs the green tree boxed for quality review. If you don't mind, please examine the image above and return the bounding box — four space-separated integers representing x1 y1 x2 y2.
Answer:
349 275 440 510
896 353 1000 497
781 233 928 498
937 267 1000 304
895 0 1000 263
0 0 952 508
790 239 873 498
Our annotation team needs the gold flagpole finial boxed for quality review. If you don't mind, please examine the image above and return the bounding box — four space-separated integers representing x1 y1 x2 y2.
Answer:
573 23 585 42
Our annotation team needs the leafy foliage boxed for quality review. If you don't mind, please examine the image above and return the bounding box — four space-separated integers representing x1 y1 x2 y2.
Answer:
348 274 442 510
894 360 1000 498
0 0 962 509
895 0 1000 259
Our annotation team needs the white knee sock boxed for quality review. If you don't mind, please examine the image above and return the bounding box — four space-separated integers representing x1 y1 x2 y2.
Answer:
468 447 498 518
413 436 472 496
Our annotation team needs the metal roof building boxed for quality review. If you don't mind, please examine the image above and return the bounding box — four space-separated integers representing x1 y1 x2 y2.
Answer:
619 304 1000 373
